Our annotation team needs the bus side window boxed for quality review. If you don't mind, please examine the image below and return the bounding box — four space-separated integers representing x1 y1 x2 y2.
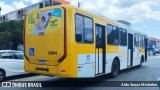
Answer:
75 14 93 43
138 34 140 47
120 28 127 46
96 26 103 48
75 14 83 42
84 17 93 43
107 24 119 45
134 33 136 47
113 26 119 45
140 35 142 47
142 36 145 47
107 24 113 45
135 33 140 47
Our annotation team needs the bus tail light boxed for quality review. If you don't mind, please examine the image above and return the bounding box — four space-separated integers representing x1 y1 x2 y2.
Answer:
78 66 82 69
78 66 82 71
58 70 66 72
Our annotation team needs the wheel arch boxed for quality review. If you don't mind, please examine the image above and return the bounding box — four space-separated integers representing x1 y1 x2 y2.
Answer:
0 68 6 76
111 56 121 70
113 56 120 66
110 56 121 78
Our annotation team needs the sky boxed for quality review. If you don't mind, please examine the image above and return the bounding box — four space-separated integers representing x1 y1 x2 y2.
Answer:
0 0 160 39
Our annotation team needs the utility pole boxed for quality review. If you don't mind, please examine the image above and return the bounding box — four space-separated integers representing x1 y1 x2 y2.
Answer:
78 0 91 8
78 2 81 7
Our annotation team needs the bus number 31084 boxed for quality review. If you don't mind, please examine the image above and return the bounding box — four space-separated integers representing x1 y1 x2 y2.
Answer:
48 51 57 55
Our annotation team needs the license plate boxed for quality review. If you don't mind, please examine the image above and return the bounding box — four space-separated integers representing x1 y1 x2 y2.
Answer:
39 60 46 64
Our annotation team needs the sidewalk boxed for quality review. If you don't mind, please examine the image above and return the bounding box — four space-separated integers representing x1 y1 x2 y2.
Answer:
148 55 160 59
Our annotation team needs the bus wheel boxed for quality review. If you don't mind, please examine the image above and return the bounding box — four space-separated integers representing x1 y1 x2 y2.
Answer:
110 60 120 78
0 70 5 82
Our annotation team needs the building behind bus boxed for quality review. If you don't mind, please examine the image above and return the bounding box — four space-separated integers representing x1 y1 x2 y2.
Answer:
0 0 70 23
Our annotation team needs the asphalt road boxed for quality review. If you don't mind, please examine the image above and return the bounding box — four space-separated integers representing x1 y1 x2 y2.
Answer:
1 57 160 90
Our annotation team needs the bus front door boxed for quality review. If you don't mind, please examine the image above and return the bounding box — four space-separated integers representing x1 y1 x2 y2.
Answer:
95 24 106 75
128 33 133 67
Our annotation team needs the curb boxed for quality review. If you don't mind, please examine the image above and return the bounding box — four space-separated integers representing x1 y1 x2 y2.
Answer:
148 56 160 59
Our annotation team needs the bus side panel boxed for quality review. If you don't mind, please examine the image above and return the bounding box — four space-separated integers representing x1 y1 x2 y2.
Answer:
75 44 95 78
57 7 77 78
77 54 95 78
105 44 127 73
133 47 144 66
74 10 96 78
105 45 119 74
133 47 139 66
105 53 115 74
57 56 72 77
118 46 128 70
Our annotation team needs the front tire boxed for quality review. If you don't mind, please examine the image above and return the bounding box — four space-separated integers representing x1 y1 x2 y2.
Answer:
110 60 120 78
0 70 5 82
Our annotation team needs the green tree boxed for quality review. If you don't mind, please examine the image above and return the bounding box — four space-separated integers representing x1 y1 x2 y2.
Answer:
0 20 24 50
0 31 11 49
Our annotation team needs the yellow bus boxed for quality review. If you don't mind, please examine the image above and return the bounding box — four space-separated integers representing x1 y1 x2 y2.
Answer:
24 5 148 78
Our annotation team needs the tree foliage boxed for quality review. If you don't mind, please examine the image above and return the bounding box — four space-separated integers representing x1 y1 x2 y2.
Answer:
0 20 24 50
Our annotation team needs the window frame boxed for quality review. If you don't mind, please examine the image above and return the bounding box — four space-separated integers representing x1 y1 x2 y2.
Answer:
0 52 14 59
137 33 140 47
96 24 105 48
13 52 24 60
140 35 145 48
107 24 119 46
134 33 138 47
142 35 145 48
119 28 127 46
134 33 136 47
0 52 3 59
140 35 142 47
135 33 144 47
75 13 94 44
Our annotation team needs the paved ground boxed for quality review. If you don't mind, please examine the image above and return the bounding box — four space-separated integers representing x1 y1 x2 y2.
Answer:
148 54 160 59
1 57 160 90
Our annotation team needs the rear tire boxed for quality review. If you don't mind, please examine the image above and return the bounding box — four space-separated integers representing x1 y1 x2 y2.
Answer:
0 70 5 82
110 60 120 78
